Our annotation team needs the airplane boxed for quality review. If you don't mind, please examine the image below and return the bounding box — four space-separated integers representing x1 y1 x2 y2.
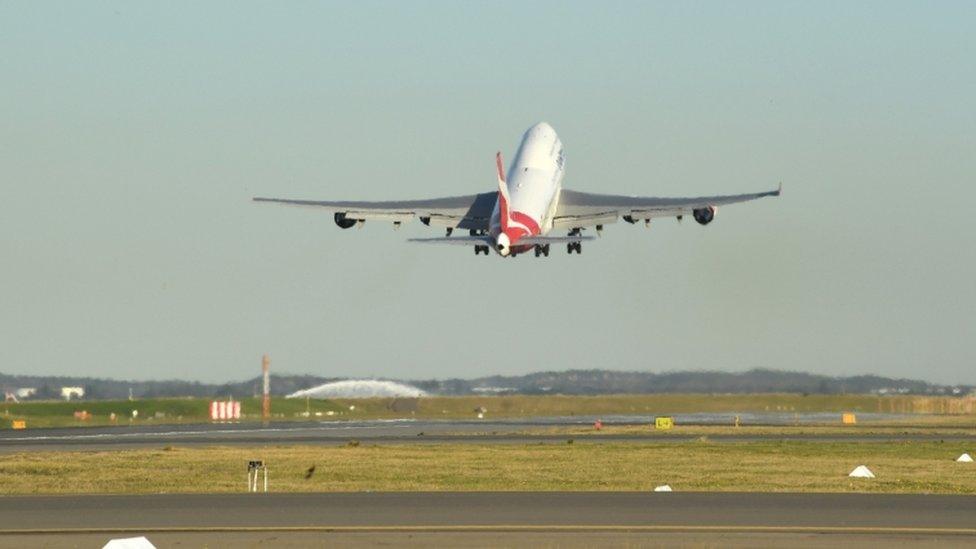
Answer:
254 122 780 257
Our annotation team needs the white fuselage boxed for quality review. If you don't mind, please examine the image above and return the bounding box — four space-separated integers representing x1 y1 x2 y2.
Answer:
490 122 565 250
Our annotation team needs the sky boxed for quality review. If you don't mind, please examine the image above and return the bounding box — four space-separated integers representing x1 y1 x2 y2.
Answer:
2 2 974 384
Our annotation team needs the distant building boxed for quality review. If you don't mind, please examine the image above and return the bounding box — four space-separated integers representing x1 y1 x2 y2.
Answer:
60 387 85 401
15 388 37 399
472 387 517 394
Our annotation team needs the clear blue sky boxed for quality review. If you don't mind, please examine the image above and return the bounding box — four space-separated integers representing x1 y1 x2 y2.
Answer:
2 2 974 384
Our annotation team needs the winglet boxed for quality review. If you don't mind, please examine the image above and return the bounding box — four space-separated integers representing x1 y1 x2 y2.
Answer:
496 152 511 231
777 182 783 196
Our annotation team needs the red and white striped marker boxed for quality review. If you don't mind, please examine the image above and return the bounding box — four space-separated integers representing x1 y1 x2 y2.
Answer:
210 400 241 421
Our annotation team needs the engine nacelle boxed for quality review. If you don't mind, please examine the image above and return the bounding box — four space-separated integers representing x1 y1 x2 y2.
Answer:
334 212 357 229
693 206 716 226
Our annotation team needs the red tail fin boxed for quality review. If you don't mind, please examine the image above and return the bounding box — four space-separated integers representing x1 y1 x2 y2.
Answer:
496 152 510 231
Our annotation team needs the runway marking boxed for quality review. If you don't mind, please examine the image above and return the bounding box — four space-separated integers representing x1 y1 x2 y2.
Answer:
0 420 421 442
2 525 975 536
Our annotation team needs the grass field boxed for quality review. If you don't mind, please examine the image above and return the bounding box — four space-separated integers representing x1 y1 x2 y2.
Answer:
3 393 975 428
1 441 974 495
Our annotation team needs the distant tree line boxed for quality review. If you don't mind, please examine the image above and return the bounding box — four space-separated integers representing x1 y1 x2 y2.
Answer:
3 368 968 400
410 369 971 396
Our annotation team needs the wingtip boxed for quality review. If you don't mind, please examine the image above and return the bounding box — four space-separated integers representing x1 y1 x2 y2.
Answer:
776 182 783 196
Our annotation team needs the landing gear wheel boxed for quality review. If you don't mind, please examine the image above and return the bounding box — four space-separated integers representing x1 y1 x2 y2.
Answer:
474 245 489 255
543 244 550 257
567 228 583 255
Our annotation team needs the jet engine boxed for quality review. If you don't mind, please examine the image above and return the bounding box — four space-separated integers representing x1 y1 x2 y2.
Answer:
693 206 716 226
334 212 357 229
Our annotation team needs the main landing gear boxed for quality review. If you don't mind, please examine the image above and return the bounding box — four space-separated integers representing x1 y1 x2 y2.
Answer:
534 244 550 257
567 228 583 254
470 229 490 255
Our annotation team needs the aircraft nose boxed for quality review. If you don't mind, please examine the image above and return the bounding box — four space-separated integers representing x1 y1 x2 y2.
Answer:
496 233 511 256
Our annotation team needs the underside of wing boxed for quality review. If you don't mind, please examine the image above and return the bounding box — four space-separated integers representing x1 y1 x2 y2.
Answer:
254 193 497 231
552 185 780 229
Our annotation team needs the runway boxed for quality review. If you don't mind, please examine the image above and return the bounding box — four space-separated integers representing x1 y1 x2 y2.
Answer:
1 493 974 547
2 418 973 452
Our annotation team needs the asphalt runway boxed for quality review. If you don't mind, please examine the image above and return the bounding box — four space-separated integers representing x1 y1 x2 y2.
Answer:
2 419 973 452
1 493 974 547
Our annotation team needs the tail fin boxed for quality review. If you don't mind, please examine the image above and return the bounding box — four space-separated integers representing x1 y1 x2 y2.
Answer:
496 152 511 231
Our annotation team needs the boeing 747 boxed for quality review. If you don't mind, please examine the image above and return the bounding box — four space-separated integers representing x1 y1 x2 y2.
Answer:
255 122 780 257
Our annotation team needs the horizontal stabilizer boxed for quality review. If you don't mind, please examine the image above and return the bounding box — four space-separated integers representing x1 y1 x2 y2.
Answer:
408 236 492 246
407 235 594 246
519 235 594 245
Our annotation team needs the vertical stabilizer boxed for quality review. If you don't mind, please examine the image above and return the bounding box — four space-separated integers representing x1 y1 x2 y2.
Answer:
496 152 511 231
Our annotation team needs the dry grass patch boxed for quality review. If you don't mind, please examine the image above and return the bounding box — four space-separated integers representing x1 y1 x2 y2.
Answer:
1 441 974 495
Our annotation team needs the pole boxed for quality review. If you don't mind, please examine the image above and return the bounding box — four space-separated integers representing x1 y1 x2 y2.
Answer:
262 354 271 422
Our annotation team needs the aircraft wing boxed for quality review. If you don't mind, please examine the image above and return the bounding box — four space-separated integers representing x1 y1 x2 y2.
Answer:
253 192 497 231
551 185 781 229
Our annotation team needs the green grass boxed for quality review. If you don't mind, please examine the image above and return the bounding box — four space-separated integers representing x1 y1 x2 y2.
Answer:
1 441 974 495
0 397 349 428
2 393 974 429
